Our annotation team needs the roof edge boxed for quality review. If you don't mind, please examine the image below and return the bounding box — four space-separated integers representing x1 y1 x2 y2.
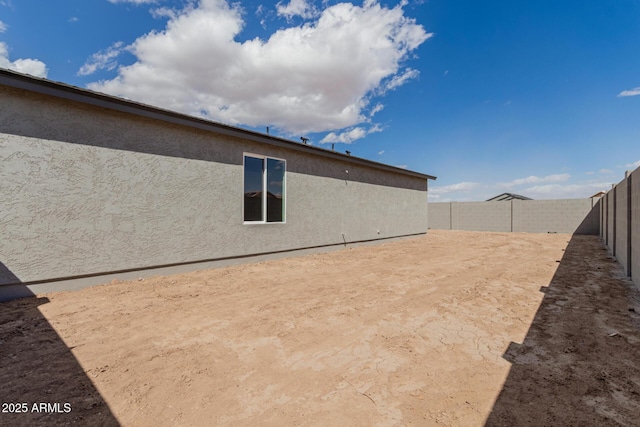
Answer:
0 68 436 181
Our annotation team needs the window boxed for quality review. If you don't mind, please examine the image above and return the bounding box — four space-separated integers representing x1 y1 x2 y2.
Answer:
243 154 286 223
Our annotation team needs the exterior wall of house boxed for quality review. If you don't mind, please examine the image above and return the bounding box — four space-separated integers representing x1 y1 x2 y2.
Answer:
601 168 639 290
428 198 599 234
0 85 428 291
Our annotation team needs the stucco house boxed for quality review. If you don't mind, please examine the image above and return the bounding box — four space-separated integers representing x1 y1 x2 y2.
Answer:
0 69 436 300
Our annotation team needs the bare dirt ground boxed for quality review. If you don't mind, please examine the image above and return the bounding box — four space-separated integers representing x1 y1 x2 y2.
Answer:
1 230 640 426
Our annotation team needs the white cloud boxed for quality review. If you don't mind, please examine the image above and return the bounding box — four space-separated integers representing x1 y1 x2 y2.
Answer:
0 42 47 77
378 150 384 155
395 164 408 169
599 169 614 174
78 41 125 76
320 122 383 144
68 16 78 23
321 127 366 144
321 127 359 143
88 0 431 135
276 0 318 20
617 87 640 97
430 182 480 195
496 173 570 189
0 20 7 32
108 0 157 4
625 160 640 169
368 122 384 133
585 171 594 175
522 182 611 199
370 103 384 116
429 173 617 202
150 6 179 20
382 68 419 92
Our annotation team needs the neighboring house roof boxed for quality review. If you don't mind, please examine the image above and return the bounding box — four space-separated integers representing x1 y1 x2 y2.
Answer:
590 191 606 198
486 193 533 201
0 68 436 182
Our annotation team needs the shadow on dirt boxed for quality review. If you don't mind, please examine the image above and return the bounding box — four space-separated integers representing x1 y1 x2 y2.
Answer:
0 296 120 426
0 261 37 302
485 235 640 426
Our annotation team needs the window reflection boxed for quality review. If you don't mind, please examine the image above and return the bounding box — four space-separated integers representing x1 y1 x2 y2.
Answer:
267 158 285 222
243 155 286 223
244 156 263 222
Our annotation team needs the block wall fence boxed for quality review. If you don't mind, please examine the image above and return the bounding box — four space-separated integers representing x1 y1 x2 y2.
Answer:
601 167 639 287
428 198 600 235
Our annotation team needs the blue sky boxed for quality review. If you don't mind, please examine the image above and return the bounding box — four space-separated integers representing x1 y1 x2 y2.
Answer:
1 0 639 201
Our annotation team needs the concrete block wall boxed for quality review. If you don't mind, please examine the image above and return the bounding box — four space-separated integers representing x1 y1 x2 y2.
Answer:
600 194 605 241
602 167 638 289
456 202 512 232
608 190 615 254
428 198 599 234
604 192 611 245
615 179 629 274
632 170 639 287
428 202 451 230
512 198 598 234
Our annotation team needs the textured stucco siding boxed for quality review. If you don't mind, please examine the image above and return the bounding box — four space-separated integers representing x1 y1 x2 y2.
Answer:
427 203 451 229
1 86 427 285
615 178 629 274
456 202 512 232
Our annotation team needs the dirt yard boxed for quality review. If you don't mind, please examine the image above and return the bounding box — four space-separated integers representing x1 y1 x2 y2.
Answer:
1 230 640 426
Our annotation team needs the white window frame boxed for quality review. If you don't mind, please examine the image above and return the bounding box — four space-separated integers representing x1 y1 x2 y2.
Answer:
242 153 286 224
